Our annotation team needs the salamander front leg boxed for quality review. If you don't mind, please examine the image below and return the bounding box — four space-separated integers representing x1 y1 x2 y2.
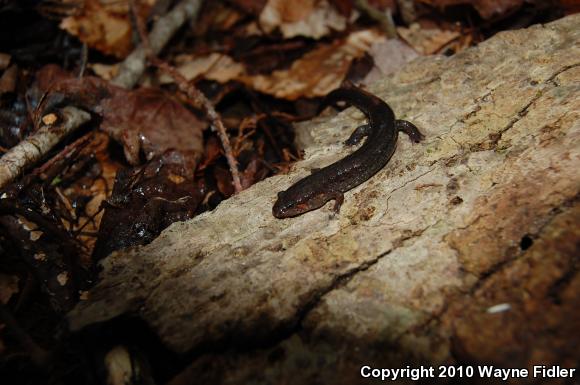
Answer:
331 192 345 214
344 124 371 146
395 120 425 143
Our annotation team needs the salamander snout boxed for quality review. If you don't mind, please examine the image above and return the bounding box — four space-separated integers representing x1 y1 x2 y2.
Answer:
272 190 309 218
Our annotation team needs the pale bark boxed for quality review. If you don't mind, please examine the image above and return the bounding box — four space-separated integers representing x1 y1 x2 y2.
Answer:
70 15 580 384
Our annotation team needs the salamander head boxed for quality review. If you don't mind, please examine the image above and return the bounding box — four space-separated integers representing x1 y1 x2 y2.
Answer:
273 190 304 218
272 189 329 219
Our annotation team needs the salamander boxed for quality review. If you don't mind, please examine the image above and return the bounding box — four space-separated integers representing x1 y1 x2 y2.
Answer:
272 83 424 218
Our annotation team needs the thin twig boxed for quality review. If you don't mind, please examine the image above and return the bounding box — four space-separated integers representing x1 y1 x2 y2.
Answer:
130 0 242 193
78 42 88 78
32 132 92 178
153 60 243 193
354 0 397 39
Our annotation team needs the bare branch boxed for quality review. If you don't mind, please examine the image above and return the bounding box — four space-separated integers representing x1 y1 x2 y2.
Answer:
112 0 205 89
0 107 91 188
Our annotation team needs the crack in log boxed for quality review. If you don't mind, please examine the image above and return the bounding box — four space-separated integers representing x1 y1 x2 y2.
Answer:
385 167 436 213
547 254 579 304
402 194 580 348
486 63 580 149
486 93 543 148
545 62 580 86
467 193 579 294
289 225 431 333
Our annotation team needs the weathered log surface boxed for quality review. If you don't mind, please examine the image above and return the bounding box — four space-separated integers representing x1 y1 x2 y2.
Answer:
70 15 579 383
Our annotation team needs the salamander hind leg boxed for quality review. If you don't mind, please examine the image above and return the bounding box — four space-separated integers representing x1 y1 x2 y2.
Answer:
395 120 425 143
344 124 371 146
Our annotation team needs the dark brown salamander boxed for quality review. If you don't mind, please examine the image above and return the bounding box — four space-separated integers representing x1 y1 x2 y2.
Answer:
272 83 424 218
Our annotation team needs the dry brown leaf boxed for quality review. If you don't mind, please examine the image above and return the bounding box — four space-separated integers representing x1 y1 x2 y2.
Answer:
89 63 120 80
329 0 354 16
560 0 580 14
0 274 19 305
162 29 383 100
241 29 384 99
259 0 353 38
0 64 17 95
170 53 245 83
100 88 206 171
0 53 10 70
67 133 117 261
397 23 460 55
16 215 43 241
229 0 268 15
60 0 154 58
193 1 247 35
418 0 523 20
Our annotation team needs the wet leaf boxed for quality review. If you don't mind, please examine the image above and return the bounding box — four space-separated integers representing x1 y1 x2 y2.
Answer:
100 87 206 173
93 154 203 259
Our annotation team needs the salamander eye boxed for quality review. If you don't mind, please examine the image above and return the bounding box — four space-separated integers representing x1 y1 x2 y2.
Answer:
277 191 285 198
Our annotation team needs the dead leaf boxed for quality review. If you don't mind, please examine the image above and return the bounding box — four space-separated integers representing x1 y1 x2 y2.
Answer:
170 53 245 83
398 23 460 54
241 29 384 99
62 132 118 261
329 0 354 16
16 215 44 241
93 155 202 259
89 63 120 80
34 65 112 115
59 0 154 58
0 53 10 70
0 274 19 304
198 136 223 171
100 88 206 172
161 29 383 100
229 0 268 15
240 157 267 189
0 64 17 95
560 0 580 14
34 66 204 174
193 1 247 35
417 0 524 20
259 0 353 38
214 166 235 197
